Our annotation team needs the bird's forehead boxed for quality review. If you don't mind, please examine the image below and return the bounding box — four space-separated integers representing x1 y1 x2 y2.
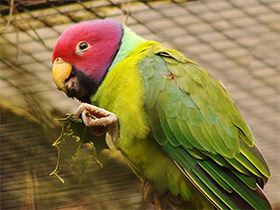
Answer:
58 20 122 43
52 19 123 62
60 23 94 43
52 23 93 61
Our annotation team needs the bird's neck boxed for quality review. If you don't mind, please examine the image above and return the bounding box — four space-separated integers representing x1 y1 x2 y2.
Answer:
108 25 146 73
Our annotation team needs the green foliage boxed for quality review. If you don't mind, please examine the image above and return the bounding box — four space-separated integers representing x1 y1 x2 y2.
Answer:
49 113 109 183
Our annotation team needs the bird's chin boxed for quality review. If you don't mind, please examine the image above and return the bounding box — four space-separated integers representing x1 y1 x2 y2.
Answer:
65 76 88 99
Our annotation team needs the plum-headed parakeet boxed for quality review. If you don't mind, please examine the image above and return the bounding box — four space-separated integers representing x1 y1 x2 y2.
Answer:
51 19 271 209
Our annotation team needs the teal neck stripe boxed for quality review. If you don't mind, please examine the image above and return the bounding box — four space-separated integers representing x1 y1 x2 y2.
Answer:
108 25 145 72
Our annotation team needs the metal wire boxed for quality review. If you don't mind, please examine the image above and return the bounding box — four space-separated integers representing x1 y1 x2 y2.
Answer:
0 0 279 208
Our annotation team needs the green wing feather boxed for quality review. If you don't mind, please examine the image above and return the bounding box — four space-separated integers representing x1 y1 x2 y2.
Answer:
139 46 271 209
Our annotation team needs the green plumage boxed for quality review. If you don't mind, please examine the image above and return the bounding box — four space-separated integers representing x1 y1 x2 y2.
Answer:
91 26 271 209
137 45 271 209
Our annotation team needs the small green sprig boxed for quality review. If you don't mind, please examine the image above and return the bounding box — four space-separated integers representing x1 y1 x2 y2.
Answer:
49 113 109 183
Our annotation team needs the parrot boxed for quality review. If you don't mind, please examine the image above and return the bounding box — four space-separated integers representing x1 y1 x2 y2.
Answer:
51 19 271 209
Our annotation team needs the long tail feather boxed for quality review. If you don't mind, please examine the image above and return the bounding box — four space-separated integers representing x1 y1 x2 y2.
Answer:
163 143 271 210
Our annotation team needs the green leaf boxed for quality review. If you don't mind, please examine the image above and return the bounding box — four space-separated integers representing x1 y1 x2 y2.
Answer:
49 113 109 183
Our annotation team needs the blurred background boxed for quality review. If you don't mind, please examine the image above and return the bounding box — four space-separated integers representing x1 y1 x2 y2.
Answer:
0 0 279 209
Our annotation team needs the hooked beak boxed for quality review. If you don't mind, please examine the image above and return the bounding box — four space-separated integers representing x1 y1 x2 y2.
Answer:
52 57 72 93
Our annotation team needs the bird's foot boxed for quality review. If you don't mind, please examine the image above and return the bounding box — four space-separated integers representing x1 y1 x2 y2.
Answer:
76 103 120 142
142 181 162 210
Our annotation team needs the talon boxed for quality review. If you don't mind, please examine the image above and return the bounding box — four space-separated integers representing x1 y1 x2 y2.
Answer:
142 182 163 210
154 193 162 210
76 103 117 127
75 103 120 141
142 182 155 202
142 181 147 190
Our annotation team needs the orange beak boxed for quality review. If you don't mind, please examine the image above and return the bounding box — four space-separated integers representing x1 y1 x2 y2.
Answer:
52 57 72 93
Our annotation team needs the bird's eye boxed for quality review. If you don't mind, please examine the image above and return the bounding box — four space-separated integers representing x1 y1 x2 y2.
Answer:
76 41 90 55
79 42 89 51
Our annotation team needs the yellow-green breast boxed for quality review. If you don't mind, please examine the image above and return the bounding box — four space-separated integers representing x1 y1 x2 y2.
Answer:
90 41 211 209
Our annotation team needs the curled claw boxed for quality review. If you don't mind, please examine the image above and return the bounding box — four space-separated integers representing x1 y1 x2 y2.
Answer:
142 181 162 210
76 103 117 127
76 103 120 141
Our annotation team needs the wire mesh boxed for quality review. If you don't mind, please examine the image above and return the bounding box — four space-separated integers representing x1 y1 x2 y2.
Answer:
0 0 279 209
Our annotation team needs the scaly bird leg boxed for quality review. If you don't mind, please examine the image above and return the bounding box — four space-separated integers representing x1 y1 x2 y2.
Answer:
142 181 162 210
76 103 120 142
153 194 162 210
